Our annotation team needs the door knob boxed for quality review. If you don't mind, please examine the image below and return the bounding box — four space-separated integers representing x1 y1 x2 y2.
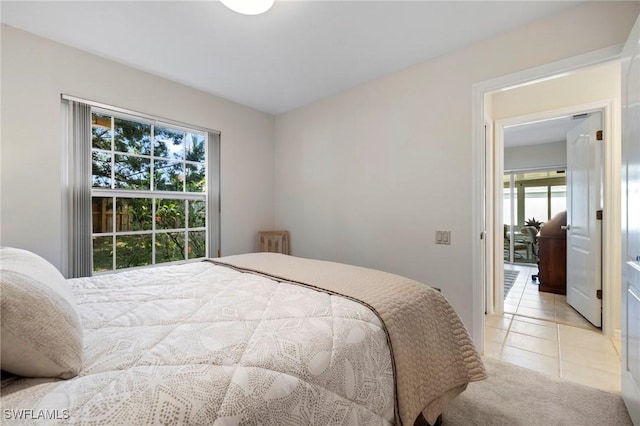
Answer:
560 225 570 230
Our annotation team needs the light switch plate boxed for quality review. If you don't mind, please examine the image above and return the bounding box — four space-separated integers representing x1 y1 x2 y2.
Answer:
436 230 451 245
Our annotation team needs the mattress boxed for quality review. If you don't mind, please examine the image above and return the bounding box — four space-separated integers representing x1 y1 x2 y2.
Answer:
1 254 484 425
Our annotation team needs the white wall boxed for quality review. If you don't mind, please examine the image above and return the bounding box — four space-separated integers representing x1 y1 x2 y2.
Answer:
505 141 567 171
274 2 638 331
0 25 275 272
491 62 622 120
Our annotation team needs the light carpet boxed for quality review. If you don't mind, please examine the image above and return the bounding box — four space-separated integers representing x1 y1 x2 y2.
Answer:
442 357 632 425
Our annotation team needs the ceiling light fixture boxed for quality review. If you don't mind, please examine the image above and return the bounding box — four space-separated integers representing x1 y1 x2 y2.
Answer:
220 0 274 15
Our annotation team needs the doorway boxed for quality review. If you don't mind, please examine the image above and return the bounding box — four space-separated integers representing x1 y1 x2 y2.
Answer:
491 101 615 329
473 62 623 393
472 56 623 347
476 60 622 338
487 103 620 393
498 108 603 325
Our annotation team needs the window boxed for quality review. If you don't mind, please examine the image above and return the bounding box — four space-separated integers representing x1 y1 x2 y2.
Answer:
503 170 566 264
523 186 549 223
550 185 567 218
63 96 218 278
503 171 566 227
89 109 216 272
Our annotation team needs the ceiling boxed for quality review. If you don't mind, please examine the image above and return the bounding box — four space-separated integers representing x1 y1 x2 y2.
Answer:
504 114 587 148
1 1 583 115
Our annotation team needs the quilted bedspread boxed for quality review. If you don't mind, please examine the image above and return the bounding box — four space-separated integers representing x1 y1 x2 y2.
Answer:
2 259 395 425
1 253 485 425
212 254 486 425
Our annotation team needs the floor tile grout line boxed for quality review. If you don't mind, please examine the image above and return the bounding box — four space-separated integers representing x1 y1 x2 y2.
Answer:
503 314 514 355
503 334 560 360
557 323 563 378
561 358 623 378
610 336 622 360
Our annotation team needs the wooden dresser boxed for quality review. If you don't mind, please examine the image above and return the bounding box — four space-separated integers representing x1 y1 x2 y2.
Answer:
537 211 567 295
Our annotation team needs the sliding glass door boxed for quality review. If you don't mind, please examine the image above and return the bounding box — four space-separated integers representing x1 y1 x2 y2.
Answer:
503 169 566 264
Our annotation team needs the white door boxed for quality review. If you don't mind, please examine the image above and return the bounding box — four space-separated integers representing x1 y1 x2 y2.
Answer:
566 112 603 327
621 14 640 426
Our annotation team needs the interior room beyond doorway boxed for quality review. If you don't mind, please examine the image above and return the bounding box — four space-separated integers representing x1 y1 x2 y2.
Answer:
503 169 567 265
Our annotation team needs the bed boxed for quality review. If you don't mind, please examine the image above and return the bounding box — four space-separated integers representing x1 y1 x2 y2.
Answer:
1 248 485 425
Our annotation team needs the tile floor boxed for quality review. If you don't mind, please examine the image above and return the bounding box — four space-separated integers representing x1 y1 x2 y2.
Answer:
485 263 622 394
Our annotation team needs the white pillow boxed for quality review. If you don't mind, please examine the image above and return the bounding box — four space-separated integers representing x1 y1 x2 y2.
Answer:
1 247 83 379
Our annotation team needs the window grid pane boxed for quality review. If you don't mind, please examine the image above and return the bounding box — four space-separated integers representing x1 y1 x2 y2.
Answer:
92 236 113 272
116 234 153 269
91 110 208 273
524 186 549 223
551 185 567 218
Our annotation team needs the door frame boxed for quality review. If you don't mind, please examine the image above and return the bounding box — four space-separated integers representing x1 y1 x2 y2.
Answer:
492 103 615 332
484 118 494 316
471 44 623 350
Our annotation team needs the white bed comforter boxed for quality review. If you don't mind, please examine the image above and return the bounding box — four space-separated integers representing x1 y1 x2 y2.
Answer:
1 261 394 425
